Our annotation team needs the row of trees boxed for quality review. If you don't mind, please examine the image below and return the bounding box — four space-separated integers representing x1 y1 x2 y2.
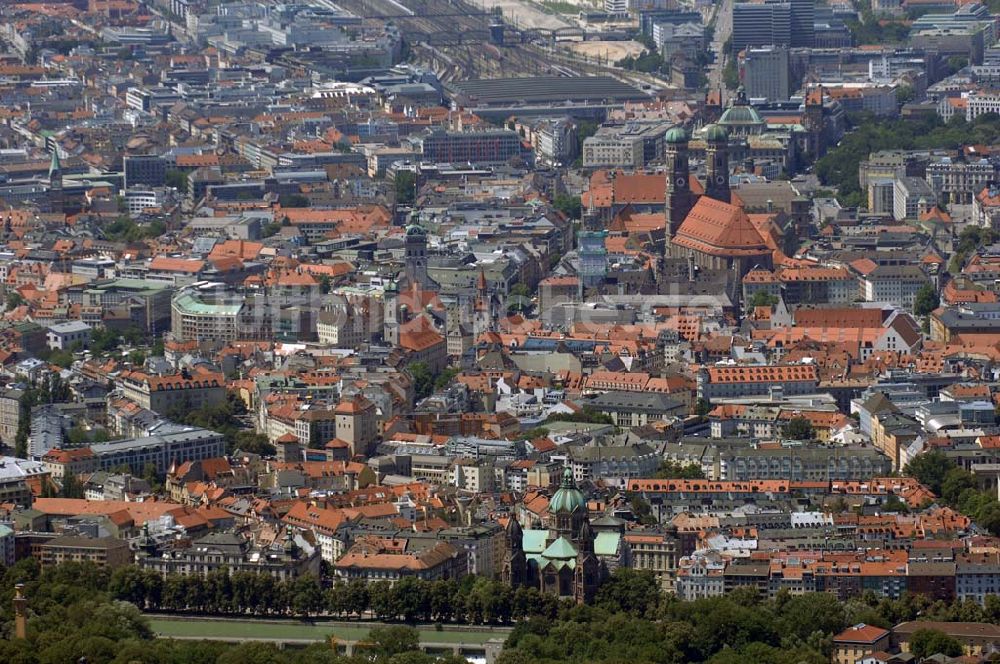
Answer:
107 566 563 625
0 560 465 664
904 450 1000 535
816 114 1000 207
4 559 1000 664
165 394 274 456
497 569 989 664
844 0 910 46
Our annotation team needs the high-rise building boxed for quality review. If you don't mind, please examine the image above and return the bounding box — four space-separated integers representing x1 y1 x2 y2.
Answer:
732 2 791 51
741 45 791 101
789 0 815 47
124 155 167 189
732 0 813 50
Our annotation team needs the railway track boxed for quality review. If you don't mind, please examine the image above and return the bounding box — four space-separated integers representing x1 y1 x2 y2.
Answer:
341 0 630 79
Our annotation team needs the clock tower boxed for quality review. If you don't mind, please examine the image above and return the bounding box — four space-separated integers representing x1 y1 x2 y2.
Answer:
664 126 692 244
704 124 731 204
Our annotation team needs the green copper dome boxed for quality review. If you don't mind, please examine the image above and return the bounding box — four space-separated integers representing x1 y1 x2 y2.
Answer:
703 124 729 142
665 126 689 144
549 467 586 514
718 104 764 126
718 87 764 127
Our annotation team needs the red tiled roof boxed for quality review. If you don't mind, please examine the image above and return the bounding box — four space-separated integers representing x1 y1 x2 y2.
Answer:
672 197 770 257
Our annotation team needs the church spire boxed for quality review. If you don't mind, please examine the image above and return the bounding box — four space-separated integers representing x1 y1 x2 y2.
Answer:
48 149 61 180
704 124 730 204
664 126 692 245
48 149 63 212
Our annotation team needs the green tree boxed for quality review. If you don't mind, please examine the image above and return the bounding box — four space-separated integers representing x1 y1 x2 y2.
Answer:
278 193 310 208
368 625 420 657
6 291 24 310
47 349 74 368
655 459 705 479
395 171 417 206
909 629 963 659
544 406 614 426
722 57 739 89
941 466 977 505
747 291 779 309
508 282 532 313
896 85 916 105
344 578 370 618
573 120 599 165
288 576 323 617
913 283 940 316
409 361 435 400
232 431 277 456
370 579 396 620
553 194 581 219
433 367 460 391
784 416 815 441
903 450 954 496
393 577 431 623
59 468 84 498
164 169 189 194
594 568 662 617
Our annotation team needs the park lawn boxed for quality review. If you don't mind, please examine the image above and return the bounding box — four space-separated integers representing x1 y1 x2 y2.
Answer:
148 617 502 645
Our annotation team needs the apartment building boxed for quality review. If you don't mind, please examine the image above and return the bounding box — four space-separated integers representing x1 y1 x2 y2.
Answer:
696 365 819 401
334 395 379 458
334 538 467 584
170 285 245 342
582 123 668 169
925 156 997 205
41 448 99 480
859 266 930 309
0 456 48 507
117 367 226 415
38 535 131 569
587 391 686 427
140 531 320 580
89 426 226 474
625 531 679 591
893 176 936 221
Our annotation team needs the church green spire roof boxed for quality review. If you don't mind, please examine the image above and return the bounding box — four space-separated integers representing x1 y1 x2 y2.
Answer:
541 536 578 560
549 466 586 514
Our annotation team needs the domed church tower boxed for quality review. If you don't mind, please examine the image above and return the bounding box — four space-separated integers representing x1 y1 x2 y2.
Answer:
549 466 588 539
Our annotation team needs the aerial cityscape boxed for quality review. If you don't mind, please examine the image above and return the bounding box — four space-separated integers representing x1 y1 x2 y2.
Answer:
3 0 1000 662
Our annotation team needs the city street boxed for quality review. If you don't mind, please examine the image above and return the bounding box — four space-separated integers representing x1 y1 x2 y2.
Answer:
707 0 733 103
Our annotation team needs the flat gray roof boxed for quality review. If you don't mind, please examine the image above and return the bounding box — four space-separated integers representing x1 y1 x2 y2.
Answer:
449 76 647 106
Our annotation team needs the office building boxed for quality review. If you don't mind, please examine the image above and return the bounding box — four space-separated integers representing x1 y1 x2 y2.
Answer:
38 535 131 569
123 155 167 189
417 130 525 166
741 45 791 101
88 425 226 474
732 2 791 51
789 0 816 48
0 456 48 507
